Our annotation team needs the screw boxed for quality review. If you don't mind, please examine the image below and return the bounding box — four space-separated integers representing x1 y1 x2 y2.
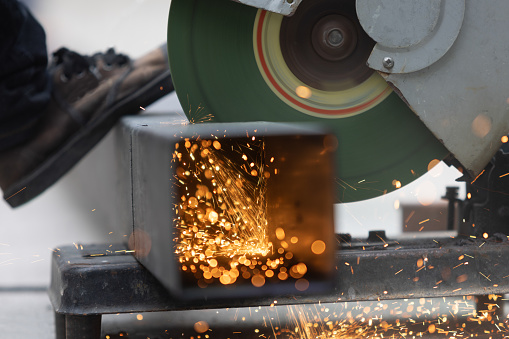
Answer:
382 57 394 69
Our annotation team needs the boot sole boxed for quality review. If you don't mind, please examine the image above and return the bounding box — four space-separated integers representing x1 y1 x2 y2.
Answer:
4 69 174 207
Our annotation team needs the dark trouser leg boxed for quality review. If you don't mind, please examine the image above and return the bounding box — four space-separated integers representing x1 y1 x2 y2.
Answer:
0 0 51 152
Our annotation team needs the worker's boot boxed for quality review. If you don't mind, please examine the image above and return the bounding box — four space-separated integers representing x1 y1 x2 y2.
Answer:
0 44 173 207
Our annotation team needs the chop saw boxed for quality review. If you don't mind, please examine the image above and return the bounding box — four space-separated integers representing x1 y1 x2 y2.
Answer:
44 2 509 335
77 0 509 303
167 0 509 203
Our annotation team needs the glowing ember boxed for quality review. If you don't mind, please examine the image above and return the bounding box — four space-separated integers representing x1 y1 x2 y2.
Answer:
251 274 266 287
276 227 286 240
268 295 508 339
311 240 326 255
296 85 312 99
193 321 209 333
471 114 492 138
393 199 400 210
427 158 440 172
173 137 311 289
392 180 402 189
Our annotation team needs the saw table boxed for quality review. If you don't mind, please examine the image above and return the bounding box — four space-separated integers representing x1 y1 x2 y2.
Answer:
50 235 509 338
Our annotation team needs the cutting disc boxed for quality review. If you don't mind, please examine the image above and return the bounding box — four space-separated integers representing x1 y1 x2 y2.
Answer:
167 0 449 203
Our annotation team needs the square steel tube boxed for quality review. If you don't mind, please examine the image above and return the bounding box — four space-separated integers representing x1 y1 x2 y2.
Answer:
121 115 336 300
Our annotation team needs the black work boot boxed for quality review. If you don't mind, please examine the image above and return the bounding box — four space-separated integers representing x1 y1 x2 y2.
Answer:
0 44 173 207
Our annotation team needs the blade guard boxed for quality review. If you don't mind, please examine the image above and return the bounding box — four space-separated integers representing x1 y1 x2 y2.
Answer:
358 0 509 176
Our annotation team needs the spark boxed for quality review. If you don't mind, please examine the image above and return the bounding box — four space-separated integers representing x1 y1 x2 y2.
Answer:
453 263 465 269
479 272 491 281
5 186 27 201
471 170 485 184
0 258 21 266
336 178 358 191
183 101 215 125
174 137 311 288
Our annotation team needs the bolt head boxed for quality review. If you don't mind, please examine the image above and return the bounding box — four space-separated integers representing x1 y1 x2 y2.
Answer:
326 29 344 47
383 57 394 69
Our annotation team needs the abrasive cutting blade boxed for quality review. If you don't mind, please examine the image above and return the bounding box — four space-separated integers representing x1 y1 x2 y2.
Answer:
167 0 449 202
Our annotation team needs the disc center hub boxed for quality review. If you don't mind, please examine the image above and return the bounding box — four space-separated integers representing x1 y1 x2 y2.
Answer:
327 29 344 47
279 0 375 91
312 14 357 61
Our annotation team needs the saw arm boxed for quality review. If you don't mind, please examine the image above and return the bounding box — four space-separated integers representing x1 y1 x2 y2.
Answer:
227 0 509 177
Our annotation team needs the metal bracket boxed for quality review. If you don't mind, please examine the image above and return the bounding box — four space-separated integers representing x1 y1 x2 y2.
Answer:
357 0 465 74
232 0 302 16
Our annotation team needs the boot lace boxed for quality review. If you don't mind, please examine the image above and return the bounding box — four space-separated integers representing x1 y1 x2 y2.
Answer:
52 47 130 81
93 48 129 71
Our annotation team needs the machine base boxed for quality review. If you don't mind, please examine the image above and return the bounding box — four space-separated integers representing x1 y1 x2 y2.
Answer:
49 235 509 338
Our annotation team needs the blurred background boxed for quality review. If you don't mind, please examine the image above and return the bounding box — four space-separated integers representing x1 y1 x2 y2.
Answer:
0 0 467 337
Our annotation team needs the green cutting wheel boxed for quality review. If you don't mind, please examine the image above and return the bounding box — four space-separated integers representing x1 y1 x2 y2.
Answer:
167 0 449 203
